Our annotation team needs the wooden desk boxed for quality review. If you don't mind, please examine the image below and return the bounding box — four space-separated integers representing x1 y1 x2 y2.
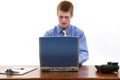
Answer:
0 65 120 80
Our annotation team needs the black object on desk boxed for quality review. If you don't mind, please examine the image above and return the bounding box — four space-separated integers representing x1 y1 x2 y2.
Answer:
95 62 119 73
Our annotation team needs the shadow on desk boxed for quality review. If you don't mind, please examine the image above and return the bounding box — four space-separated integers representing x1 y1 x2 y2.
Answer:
95 71 119 77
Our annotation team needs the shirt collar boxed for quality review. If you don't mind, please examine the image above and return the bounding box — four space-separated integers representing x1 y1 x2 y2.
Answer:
57 24 71 34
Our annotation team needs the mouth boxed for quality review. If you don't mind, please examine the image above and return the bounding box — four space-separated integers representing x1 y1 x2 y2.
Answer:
60 22 68 28
62 23 67 25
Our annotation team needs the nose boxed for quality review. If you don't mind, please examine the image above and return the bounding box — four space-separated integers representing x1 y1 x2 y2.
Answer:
62 17 66 22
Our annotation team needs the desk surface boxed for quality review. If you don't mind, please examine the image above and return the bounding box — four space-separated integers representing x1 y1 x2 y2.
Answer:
0 65 120 80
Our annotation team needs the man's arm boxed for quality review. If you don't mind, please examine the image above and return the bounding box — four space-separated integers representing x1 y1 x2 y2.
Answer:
79 32 89 64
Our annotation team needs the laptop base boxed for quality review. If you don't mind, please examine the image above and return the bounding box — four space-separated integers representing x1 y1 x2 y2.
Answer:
41 67 79 72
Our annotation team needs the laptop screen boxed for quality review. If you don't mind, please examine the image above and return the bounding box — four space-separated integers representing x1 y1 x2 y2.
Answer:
39 37 79 67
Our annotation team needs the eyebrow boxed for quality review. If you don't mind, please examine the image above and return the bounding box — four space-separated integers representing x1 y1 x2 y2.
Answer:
59 16 69 18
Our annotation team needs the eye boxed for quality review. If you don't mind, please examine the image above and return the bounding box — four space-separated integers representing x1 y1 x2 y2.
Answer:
59 16 63 18
65 16 69 18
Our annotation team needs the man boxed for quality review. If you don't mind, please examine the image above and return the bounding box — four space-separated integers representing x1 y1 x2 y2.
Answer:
44 0 88 65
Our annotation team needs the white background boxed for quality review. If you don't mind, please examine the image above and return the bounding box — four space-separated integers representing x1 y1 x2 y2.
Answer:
0 0 120 65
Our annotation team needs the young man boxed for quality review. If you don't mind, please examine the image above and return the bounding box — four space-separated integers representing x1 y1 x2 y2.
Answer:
44 0 88 65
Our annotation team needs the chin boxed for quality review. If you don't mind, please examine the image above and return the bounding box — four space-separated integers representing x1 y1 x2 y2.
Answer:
60 25 69 28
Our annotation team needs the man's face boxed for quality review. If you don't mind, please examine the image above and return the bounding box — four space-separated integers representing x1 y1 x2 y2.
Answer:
57 11 73 28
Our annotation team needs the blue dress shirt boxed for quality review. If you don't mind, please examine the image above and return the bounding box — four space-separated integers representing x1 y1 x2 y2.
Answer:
44 24 89 64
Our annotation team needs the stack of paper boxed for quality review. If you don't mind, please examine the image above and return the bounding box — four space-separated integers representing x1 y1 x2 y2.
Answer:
0 67 37 75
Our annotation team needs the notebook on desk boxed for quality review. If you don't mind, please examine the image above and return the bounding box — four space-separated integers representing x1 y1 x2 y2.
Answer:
0 67 37 75
39 37 79 71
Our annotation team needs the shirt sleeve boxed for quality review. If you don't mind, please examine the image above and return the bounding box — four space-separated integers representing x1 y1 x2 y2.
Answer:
44 29 53 37
77 30 89 64
44 31 50 36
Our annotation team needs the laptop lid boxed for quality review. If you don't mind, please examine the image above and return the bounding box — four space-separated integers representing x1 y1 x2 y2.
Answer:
39 37 79 71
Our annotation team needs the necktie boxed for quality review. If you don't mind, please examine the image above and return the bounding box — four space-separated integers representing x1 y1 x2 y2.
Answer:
62 29 67 36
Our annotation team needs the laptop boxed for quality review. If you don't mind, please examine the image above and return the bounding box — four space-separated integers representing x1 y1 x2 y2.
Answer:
39 37 79 71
